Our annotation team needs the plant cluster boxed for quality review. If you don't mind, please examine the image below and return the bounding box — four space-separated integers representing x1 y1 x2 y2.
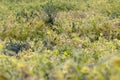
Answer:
0 0 120 80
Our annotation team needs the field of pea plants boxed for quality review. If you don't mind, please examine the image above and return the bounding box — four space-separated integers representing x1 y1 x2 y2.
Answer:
0 0 120 80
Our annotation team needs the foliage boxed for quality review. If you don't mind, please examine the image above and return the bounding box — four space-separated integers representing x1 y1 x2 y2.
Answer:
0 0 120 80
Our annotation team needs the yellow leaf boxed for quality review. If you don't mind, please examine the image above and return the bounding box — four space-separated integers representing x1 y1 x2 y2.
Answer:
81 66 90 74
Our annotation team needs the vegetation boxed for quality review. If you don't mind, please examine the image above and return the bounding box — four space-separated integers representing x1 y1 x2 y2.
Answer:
0 0 120 80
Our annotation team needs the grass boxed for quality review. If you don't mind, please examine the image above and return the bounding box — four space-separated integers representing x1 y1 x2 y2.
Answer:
0 0 120 80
